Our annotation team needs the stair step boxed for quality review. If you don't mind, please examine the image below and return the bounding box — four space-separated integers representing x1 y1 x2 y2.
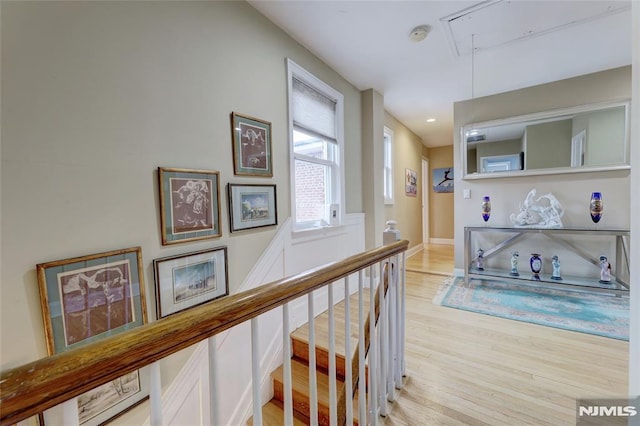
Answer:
272 358 341 425
291 288 372 379
246 399 308 426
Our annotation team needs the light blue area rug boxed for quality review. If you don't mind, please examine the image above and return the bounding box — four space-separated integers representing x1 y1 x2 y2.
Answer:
434 277 629 340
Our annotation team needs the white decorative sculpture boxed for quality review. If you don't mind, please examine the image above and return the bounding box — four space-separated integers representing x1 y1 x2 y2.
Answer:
510 188 564 228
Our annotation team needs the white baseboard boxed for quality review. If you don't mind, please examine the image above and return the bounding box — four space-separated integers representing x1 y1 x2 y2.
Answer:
453 268 465 277
428 238 454 245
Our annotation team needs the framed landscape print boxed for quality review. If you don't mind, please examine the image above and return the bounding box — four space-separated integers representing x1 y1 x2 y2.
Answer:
76 368 149 426
230 112 273 177
36 247 149 424
153 247 229 318
158 167 221 245
227 184 277 232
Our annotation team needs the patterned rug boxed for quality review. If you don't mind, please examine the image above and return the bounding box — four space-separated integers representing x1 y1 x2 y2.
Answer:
433 277 629 340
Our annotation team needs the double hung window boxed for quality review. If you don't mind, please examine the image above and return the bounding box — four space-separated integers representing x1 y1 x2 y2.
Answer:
287 59 344 230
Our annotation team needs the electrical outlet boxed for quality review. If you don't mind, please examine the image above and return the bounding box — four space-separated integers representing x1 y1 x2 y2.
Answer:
463 189 471 199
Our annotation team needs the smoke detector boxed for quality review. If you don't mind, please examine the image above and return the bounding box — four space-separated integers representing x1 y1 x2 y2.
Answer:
409 25 431 42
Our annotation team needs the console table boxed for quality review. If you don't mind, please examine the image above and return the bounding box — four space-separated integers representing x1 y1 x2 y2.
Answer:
464 226 630 295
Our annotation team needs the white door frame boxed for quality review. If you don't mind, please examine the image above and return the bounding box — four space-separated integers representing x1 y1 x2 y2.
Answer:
422 157 429 246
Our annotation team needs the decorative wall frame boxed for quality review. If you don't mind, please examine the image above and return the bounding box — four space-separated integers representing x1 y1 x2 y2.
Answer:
153 246 229 318
432 167 454 193
36 247 149 425
405 168 417 196
230 112 273 177
227 183 277 232
158 167 221 245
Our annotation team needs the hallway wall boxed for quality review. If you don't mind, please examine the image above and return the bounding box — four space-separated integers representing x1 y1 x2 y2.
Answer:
384 112 423 249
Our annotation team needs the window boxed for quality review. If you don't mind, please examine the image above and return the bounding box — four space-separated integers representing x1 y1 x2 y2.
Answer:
287 59 344 231
383 127 394 205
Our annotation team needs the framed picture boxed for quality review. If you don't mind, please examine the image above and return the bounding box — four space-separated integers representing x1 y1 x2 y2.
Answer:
11 412 44 426
433 167 454 193
153 247 229 318
230 112 273 177
405 168 417 196
36 247 149 425
76 368 149 426
36 247 148 355
158 167 221 245
227 183 277 232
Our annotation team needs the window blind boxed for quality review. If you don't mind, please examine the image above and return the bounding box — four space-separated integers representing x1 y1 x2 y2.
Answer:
292 77 337 142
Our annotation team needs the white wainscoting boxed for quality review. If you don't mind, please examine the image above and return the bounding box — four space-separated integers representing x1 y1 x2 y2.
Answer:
155 214 365 425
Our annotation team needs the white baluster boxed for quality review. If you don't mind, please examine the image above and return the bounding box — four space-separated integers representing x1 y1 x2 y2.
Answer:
358 270 367 424
328 283 337 425
379 261 388 416
62 397 79 426
308 293 318 426
388 256 399 393
150 361 162 426
251 318 262 426
401 252 407 377
208 336 220 425
387 258 396 400
283 304 293 426
344 275 353 425
395 253 403 388
369 265 378 425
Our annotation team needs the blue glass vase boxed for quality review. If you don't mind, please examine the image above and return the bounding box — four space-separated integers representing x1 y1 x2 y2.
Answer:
530 253 542 281
481 196 491 222
590 192 603 224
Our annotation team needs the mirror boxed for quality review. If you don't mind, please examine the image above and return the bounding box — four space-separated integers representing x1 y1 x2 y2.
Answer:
462 101 630 179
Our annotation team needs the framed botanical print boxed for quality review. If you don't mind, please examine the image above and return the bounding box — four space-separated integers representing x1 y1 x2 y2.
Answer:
36 247 149 425
230 112 273 177
227 184 277 232
153 246 229 318
158 167 222 245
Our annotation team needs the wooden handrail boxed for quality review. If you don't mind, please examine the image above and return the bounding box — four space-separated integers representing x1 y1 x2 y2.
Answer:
0 240 408 425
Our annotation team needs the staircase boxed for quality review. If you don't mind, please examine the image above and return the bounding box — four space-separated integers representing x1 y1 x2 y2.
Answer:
249 288 374 425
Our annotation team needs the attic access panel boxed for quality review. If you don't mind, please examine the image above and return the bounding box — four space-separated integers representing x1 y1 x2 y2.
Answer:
440 0 631 57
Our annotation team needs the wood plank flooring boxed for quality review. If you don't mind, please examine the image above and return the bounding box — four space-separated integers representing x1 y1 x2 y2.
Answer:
382 244 629 425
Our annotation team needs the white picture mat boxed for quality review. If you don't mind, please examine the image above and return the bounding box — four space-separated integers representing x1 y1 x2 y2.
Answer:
156 250 227 317
229 185 276 231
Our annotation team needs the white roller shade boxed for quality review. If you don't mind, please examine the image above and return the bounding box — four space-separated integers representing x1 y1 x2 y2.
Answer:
292 77 337 142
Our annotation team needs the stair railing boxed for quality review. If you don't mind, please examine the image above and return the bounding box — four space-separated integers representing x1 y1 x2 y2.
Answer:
0 239 408 426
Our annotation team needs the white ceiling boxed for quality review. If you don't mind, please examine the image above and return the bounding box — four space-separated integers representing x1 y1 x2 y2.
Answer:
249 0 632 147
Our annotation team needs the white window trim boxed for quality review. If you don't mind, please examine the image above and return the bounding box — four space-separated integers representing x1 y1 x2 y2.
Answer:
383 126 394 205
286 58 345 233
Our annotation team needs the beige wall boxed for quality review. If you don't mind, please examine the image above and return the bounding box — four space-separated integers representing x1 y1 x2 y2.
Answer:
426 146 455 240
384 112 423 249
453 66 631 272
362 89 385 249
1 1 363 376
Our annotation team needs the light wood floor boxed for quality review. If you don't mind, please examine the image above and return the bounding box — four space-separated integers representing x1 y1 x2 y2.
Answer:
382 244 629 425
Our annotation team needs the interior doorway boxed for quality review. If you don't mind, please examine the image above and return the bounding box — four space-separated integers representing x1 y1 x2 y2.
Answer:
422 158 429 246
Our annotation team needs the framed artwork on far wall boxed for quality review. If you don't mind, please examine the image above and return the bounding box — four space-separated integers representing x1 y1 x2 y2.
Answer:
230 112 273 177
432 167 454 193
405 168 417 197
227 183 277 232
158 167 221 245
36 247 149 425
153 246 229 318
